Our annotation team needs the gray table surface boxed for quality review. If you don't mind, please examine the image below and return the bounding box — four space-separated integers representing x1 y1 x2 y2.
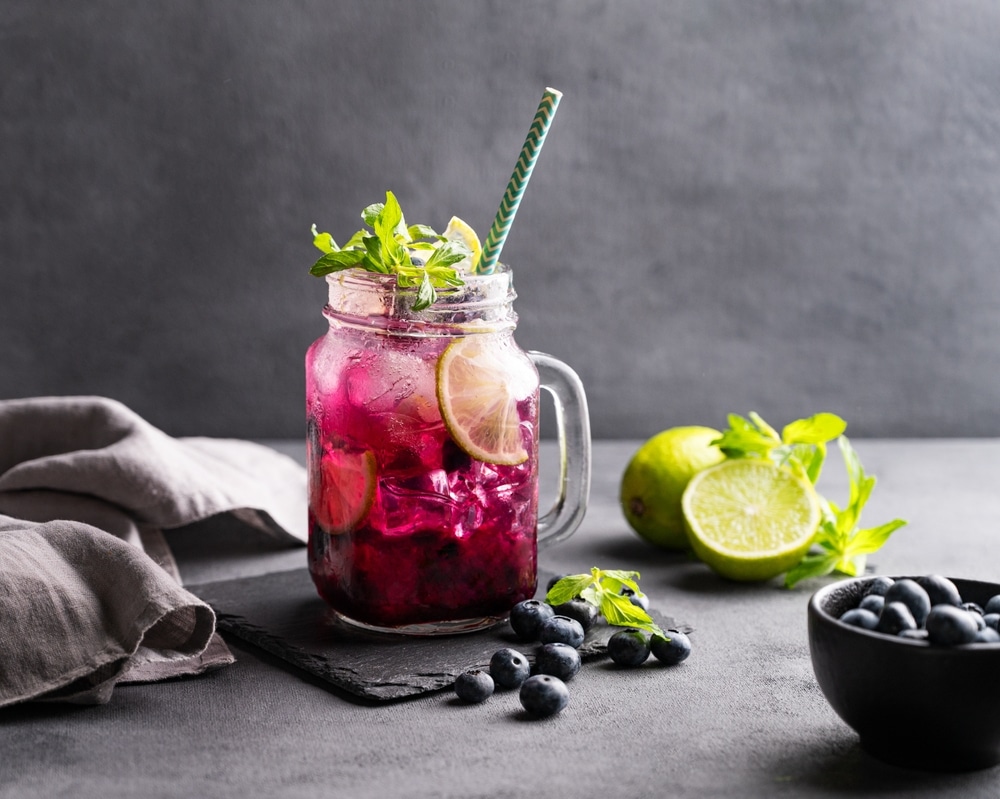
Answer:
3 439 1000 798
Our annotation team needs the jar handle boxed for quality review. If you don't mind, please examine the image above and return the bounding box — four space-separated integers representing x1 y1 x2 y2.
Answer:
529 351 591 551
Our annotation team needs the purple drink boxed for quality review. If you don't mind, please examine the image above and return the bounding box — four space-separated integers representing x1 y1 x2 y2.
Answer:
307 316 540 631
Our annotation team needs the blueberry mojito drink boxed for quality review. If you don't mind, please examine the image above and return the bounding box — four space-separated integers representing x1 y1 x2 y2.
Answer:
305 193 589 634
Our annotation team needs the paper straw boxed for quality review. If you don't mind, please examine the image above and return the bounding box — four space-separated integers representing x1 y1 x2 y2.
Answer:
476 87 563 274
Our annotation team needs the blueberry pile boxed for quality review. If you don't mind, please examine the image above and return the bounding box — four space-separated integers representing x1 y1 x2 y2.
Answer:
837 575 1000 645
607 627 692 667
452 584 692 718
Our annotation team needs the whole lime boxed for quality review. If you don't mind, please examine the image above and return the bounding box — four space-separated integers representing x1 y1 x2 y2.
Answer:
620 426 725 550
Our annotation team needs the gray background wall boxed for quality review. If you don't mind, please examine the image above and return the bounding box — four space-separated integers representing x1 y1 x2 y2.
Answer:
4 1 1000 439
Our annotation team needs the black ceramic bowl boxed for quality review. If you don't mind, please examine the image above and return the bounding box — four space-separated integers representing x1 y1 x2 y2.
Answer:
808 576 1000 772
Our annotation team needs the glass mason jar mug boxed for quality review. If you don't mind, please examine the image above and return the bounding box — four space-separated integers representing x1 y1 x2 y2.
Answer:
305 268 590 634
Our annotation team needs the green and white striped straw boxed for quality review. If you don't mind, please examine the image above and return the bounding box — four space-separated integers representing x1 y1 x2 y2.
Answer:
476 87 563 274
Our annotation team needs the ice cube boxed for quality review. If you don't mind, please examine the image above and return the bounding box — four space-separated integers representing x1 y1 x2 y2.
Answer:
375 469 463 536
345 346 436 415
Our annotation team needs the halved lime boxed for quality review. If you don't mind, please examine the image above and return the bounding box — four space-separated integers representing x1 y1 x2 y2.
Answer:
681 459 820 581
311 446 377 534
436 335 533 465
442 216 482 270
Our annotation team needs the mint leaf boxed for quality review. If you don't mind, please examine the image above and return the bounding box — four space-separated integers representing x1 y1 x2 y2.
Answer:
593 571 642 597
712 413 775 460
599 592 661 635
425 240 470 270
595 569 641 584
311 224 336 253
545 573 595 605
407 223 439 241
363 233 383 261
342 229 366 250
784 552 839 588
309 250 366 276
413 270 436 311
361 202 384 227
781 413 847 445
842 519 907 557
374 194 406 268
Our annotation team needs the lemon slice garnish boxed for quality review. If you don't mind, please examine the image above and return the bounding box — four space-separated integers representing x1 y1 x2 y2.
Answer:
442 216 482 270
436 335 534 465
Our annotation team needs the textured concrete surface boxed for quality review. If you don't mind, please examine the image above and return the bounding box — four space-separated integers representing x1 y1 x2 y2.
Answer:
5 2 1000 438
3 439 1000 798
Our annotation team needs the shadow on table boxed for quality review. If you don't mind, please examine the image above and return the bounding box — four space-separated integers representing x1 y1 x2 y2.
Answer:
586 534 793 597
586 531 693 567
768 736 999 793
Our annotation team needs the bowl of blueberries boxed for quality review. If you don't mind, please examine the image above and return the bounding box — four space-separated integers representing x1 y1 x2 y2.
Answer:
808 574 1000 771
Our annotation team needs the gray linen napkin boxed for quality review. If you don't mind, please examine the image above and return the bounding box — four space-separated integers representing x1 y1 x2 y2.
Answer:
0 396 307 707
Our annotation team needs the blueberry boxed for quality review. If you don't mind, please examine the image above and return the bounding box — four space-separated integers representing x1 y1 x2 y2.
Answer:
984 595 1000 615
858 594 885 615
489 648 530 689
962 601 985 617
539 615 585 648
898 628 929 641
865 576 895 596
883 579 931 626
876 601 918 635
925 604 979 646
453 669 494 703
975 627 1000 643
650 630 692 665
534 642 582 682
553 598 600 632
984 613 1000 632
410 256 425 266
519 674 569 718
968 610 987 631
840 608 880 630
916 575 963 607
607 628 651 667
621 586 650 611
509 599 555 641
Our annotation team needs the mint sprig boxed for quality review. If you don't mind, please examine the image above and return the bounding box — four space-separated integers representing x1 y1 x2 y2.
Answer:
712 411 846 484
309 191 469 310
715 411 907 588
546 567 666 637
783 436 907 588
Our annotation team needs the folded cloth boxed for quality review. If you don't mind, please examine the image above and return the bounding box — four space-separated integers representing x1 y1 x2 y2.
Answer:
0 396 307 707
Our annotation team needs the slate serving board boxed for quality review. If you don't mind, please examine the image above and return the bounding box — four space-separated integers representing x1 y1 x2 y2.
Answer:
188 567 689 702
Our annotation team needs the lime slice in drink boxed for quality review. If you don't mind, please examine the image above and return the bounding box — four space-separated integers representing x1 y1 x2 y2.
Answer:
681 459 820 581
311 446 377 534
443 216 482 269
436 335 533 465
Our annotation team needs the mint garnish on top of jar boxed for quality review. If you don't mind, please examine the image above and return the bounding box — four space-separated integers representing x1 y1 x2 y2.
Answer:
310 191 478 310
